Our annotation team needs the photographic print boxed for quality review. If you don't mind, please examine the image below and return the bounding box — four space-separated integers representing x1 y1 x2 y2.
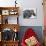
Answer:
23 8 37 19
2 10 9 15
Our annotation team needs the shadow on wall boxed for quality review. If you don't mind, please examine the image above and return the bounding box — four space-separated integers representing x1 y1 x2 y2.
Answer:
18 26 43 44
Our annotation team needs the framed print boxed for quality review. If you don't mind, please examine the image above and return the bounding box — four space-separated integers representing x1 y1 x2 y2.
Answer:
23 8 37 19
10 11 15 15
9 10 18 15
2 10 9 15
10 11 18 15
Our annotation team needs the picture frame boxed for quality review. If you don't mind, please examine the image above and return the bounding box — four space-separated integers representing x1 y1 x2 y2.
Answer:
2 10 9 15
23 8 37 19
9 10 18 15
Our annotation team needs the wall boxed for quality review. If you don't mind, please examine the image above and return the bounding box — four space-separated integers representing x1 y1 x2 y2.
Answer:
0 0 44 26
17 0 44 26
